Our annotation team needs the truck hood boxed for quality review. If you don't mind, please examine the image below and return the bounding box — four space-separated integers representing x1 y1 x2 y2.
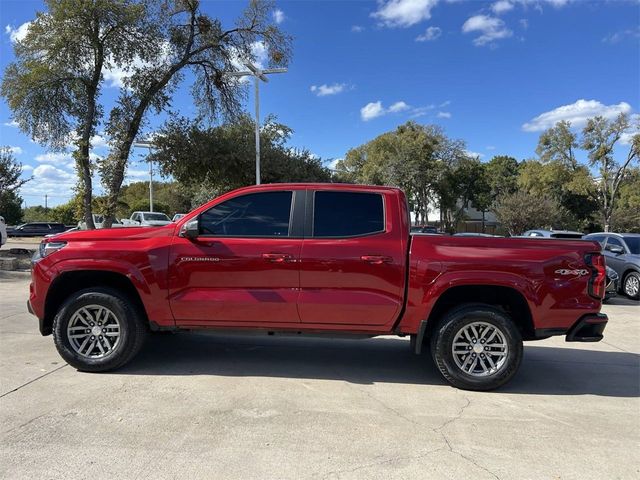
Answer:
47 224 175 242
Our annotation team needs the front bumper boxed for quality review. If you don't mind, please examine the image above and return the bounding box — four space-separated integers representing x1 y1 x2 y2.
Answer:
565 313 608 342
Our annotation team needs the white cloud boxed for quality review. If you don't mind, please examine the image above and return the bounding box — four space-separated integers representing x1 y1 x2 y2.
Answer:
351 25 365 33
310 83 348 97
465 150 485 159
462 15 512 46
389 101 410 113
326 158 343 170
519 18 529 30
439 100 451 107
35 152 72 165
437 111 451 119
372 0 440 28
8 146 23 155
273 9 285 24
486 145 496 150
602 27 640 45
492 1 514 14
522 99 632 132
361 101 386 121
32 164 75 183
91 134 109 148
415 26 442 42
3 120 19 127
5 22 31 43
21 164 34 172
360 100 415 121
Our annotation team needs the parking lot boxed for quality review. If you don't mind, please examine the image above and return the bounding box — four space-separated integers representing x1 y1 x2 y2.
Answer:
1 271 638 480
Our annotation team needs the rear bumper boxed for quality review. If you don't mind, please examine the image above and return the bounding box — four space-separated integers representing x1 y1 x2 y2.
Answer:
534 313 608 342
566 313 608 342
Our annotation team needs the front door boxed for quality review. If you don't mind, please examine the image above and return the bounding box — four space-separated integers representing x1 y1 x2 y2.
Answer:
169 190 302 326
298 189 406 327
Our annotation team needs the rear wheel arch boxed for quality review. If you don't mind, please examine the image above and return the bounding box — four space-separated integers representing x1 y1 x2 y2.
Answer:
417 285 534 352
43 270 148 335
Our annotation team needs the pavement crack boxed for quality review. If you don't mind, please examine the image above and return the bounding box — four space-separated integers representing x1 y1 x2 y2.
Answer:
0 364 68 398
433 395 502 480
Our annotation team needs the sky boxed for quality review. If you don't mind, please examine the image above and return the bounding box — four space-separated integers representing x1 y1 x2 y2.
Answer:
0 0 639 207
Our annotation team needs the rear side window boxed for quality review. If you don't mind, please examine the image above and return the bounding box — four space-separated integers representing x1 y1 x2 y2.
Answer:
587 235 606 246
199 191 292 237
313 191 384 237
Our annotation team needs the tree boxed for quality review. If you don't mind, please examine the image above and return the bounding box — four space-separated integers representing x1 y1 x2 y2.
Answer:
100 0 291 226
1 0 151 229
581 113 640 231
536 120 578 169
149 116 330 194
0 147 29 224
119 181 192 216
334 122 466 225
517 159 597 230
493 191 566 236
484 155 519 200
610 168 640 233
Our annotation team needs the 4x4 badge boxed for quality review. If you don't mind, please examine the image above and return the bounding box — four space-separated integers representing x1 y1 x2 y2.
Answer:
555 269 589 276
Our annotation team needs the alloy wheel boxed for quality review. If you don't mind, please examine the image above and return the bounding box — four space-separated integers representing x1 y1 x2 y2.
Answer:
451 321 509 377
66 305 121 359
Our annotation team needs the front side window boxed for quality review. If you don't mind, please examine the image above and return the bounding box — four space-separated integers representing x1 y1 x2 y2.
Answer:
199 191 293 237
622 236 640 255
313 191 384 237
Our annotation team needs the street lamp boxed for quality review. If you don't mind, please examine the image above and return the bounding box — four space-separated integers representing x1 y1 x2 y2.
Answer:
132 141 155 212
227 62 287 185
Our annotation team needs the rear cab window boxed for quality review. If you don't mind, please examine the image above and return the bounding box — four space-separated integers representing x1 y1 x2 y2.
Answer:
312 191 384 238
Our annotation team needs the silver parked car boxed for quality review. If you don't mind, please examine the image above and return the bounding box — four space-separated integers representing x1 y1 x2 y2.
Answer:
583 233 640 300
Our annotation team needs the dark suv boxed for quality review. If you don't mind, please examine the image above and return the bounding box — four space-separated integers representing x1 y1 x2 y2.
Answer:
7 223 67 237
583 233 640 300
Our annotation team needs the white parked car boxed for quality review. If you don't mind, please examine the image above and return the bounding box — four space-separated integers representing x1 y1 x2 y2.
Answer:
127 211 172 227
78 214 127 230
0 215 6 246
172 213 186 222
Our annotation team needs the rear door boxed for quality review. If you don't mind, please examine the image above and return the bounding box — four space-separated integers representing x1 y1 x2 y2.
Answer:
169 189 304 326
298 189 407 327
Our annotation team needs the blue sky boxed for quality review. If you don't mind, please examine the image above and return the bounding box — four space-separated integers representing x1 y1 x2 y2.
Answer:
1 0 639 207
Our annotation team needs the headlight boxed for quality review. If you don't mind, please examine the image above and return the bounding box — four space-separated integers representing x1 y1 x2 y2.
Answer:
39 241 67 258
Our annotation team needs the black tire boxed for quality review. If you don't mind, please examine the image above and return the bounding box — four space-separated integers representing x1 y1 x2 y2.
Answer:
52 288 148 372
430 304 523 391
622 271 640 300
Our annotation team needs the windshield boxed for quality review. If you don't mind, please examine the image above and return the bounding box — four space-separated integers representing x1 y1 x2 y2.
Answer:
623 237 640 255
143 213 170 221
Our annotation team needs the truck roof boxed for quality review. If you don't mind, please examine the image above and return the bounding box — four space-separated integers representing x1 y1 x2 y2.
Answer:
228 183 403 194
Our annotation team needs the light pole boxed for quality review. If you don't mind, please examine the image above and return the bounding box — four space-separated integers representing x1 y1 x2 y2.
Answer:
132 141 155 212
227 62 287 185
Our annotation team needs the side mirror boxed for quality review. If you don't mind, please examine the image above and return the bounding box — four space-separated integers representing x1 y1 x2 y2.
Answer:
179 219 199 239
606 245 624 255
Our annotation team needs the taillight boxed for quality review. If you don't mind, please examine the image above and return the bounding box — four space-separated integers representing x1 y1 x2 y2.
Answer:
585 253 606 299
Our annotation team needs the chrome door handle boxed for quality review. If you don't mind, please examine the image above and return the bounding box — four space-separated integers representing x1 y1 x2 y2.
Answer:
361 255 392 265
262 253 293 263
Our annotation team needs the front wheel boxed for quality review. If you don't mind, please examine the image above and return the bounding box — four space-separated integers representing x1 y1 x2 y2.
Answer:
431 305 523 391
622 272 640 300
52 288 148 372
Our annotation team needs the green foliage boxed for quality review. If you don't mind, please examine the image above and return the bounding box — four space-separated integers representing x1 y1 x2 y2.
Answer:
119 181 192 217
0 190 23 224
610 168 640 232
536 120 578 168
0 146 30 192
22 206 50 223
493 191 567 236
485 155 519 200
150 116 331 195
517 159 597 229
334 121 469 225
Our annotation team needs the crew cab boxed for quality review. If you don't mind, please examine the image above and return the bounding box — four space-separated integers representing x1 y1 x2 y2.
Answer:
27 184 608 390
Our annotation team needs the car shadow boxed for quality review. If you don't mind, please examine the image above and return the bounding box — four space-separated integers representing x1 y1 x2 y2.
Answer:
605 296 639 306
116 333 640 398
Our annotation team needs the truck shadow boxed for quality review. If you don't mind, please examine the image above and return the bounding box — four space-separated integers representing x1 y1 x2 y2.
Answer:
118 333 640 398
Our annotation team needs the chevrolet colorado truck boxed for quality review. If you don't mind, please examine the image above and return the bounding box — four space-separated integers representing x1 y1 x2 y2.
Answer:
28 184 608 390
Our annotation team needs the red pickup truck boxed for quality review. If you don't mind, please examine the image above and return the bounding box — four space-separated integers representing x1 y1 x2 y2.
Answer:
28 184 608 390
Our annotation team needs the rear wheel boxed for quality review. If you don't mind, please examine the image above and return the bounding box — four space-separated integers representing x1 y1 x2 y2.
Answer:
622 272 640 300
431 305 523 391
52 288 147 372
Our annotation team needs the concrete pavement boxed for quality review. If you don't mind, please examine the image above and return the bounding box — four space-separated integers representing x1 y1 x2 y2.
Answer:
1 272 639 479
